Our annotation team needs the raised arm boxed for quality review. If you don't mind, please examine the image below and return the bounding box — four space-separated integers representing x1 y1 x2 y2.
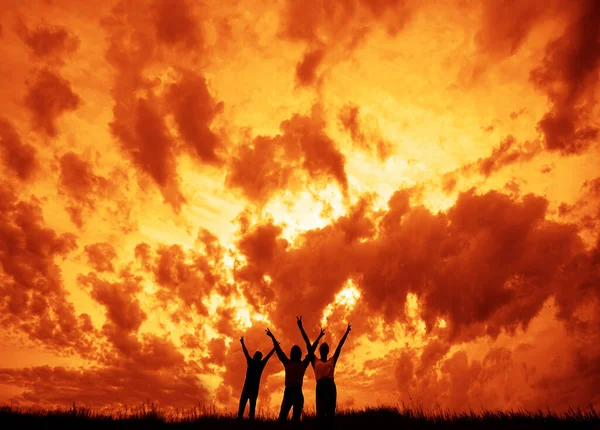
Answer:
265 328 288 364
333 323 351 365
309 328 325 355
296 316 312 353
240 337 251 363
262 346 276 365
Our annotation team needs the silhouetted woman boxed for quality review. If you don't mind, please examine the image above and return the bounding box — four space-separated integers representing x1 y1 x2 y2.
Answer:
238 336 275 420
265 327 324 422
298 317 351 426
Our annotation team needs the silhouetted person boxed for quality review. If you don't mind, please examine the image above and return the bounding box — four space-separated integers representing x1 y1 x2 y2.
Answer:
298 317 351 427
238 336 276 420
265 327 324 422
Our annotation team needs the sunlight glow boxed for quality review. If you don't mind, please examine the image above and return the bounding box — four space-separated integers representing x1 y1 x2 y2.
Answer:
321 279 362 326
265 184 346 243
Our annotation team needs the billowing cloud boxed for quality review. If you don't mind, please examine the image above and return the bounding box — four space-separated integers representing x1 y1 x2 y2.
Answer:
24 69 81 137
282 0 414 46
227 105 348 203
338 103 393 161
0 118 38 181
530 0 600 154
84 243 118 273
0 364 211 409
17 21 80 61
296 48 325 87
59 152 111 228
475 0 551 58
164 70 225 165
152 0 202 48
0 182 94 357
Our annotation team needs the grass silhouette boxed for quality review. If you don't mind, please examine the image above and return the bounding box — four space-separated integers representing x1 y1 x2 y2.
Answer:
1 403 598 429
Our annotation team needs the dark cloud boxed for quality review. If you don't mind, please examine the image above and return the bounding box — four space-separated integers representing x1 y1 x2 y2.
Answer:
24 69 81 137
283 0 414 46
84 243 117 273
152 0 202 48
338 104 393 161
477 135 541 177
295 48 325 86
104 3 221 211
78 272 146 334
0 182 95 357
17 21 80 60
281 106 349 191
58 152 111 228
104 1 183 211
133 232 232 319
110 96 186 211
227 106 348 204
0 118 38 181
439 136 542 193
226 134 296 203
165 70 225 165
0 364 210 409
233 187 585 346
475 0 550 57
530 0 600 154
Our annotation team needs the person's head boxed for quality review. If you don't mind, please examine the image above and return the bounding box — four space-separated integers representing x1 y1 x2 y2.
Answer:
290 345 302 361
253 351 263 362
319 343 329 360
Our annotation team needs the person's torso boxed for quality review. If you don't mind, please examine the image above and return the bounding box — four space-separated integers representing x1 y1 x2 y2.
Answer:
284 360 308 387
244 361 264 387
314 358 335 380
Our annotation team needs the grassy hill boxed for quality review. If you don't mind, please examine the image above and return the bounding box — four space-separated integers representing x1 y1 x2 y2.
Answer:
1 404 598 429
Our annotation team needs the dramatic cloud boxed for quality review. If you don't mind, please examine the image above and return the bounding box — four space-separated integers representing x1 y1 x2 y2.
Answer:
152 0 202 48
84 243 118 273
110 96 186 211
475 0 550 57
164 70 225 165
59 152 111 228
0 364 210 409
477 136 541 177
0 118 38 181
17 21 80 61
228 105 348 203
295 48 325 87
0 182 94 356
530 0 600 154
104 1 220 211
338 104 393 161
24 69 81 137
282 0 414 46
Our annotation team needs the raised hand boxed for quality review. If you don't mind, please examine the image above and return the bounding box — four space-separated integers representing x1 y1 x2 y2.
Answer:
240 336 244 343
265 328 274 338
319 328 325 338
296 316 303 327
346 323 352 334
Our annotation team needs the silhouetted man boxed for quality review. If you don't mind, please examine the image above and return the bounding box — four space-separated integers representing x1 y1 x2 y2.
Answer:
238 336 275 420
266 326 324 422
298 317 351 428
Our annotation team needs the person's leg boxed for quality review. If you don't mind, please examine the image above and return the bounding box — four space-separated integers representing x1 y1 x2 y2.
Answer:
291 389 304 422
327 381 337 425
278 388 293 422
237 392 248 419
316 380 325 421
249 396 257 420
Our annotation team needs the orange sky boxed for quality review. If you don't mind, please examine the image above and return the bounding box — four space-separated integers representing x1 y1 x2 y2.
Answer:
0 0 599 414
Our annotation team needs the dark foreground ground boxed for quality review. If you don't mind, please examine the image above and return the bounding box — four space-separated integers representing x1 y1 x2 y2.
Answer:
1 405 598 430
